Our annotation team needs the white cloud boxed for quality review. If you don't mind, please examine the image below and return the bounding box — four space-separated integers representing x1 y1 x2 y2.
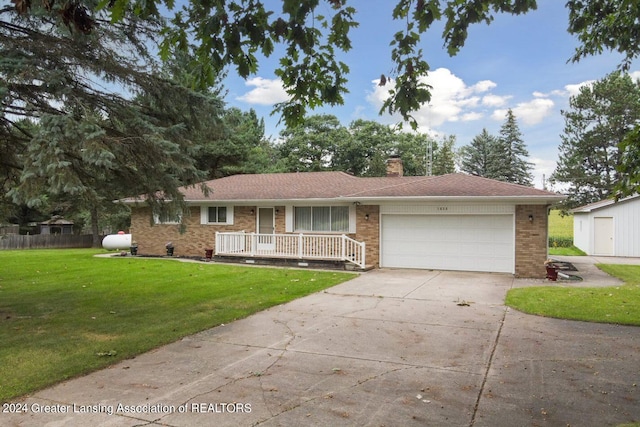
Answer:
564 80 595 97
368 67 561 132
469 80 497 93
461 112 483 121
492 97 555 125
236 77 289 105
482 94 510 107
530 157 559 190
367 68 498 128
553 69 640 99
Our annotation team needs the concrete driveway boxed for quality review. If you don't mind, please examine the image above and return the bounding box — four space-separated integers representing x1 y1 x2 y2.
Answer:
3 265 639 427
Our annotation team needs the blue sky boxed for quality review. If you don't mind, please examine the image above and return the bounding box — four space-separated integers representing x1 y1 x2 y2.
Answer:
221 0 639 189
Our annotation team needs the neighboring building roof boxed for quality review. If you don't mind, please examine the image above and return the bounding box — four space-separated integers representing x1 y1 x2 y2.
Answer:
40 217 74 225
571 194 640 213
123 172 564 204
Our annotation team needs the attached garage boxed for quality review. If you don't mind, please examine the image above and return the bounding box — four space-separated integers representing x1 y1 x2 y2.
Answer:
380 205 515 273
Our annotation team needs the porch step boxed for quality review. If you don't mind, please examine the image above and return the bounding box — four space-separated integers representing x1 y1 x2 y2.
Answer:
345 263 376 272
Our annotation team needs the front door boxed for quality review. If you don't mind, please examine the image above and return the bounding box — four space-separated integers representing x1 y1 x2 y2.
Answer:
257 207 275 251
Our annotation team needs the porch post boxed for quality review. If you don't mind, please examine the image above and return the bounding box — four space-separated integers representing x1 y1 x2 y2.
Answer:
298 233 303 258
250 233 256 256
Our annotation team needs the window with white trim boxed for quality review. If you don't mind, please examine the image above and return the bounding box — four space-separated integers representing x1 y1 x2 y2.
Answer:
294 206 349 232
200 205 233 225
207 206 227 224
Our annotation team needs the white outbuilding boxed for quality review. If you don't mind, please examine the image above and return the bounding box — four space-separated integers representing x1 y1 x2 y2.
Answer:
572 195 640 257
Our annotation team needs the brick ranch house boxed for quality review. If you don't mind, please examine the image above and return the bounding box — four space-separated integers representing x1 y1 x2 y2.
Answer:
124 159 565 278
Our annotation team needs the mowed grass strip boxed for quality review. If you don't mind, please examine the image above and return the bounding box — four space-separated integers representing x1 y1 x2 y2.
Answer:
506 264 640 326
548 245 587 256
0 249 356 402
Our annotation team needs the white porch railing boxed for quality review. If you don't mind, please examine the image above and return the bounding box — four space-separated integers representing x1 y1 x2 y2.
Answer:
215 232 366 269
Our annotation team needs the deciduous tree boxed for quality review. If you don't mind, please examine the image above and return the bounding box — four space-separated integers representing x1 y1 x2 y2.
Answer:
396 131 431 176
335 120 395 177
11 1 639 129
277 114 349 172
617 126 640 198
551 72 640 207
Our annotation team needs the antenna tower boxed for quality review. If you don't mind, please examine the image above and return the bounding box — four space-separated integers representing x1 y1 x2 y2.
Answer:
426 137 433 176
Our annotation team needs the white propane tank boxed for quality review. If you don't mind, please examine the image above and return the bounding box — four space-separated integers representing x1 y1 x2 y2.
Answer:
102 232 132 250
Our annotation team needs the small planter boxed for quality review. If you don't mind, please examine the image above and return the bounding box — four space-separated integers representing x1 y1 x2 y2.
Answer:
204 248 213 261
166 242 174 256
130 245 138 256
545 264 558 281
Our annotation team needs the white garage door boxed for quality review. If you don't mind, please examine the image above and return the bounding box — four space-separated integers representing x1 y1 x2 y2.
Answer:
381 214 514 273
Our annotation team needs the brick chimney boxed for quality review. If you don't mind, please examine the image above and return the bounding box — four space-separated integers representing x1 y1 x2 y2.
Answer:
386 155 404 177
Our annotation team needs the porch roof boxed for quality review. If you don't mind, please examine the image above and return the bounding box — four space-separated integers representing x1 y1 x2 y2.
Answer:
123 172 564 204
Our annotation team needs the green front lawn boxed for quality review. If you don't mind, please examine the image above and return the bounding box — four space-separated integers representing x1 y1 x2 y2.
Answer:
0 249 355 403
506 264 640 326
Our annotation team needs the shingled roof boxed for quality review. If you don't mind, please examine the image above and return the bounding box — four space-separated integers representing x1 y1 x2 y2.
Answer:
124 172 564 204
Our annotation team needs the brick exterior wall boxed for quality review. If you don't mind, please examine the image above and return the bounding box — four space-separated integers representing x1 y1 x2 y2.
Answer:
274 206 286 233
130 206 257 257
131 204 378 266
354 205 380 267
514 205 549 278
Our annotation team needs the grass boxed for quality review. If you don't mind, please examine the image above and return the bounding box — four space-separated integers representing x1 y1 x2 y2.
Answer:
548 210 573 241
547 209 585 256
0 249 356 403
548 246 587 256
506 264 640 326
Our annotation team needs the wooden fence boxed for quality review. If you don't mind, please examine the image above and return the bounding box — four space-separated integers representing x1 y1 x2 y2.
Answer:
0 234 97 250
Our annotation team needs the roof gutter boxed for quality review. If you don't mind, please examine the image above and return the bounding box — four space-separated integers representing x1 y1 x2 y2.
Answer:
121 195 566 206
338 195 566 205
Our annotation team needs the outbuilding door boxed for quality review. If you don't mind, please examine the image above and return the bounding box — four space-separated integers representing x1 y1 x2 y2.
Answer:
380 214 514 273
593 217 614 255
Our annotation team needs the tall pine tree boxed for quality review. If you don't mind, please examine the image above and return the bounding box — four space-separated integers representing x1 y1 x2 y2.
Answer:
1 4 224 244
433 135 456 175
494 109 534 186
460 128 498 178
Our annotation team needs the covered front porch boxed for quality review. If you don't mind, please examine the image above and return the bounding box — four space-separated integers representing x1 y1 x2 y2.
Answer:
215 232 366 269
